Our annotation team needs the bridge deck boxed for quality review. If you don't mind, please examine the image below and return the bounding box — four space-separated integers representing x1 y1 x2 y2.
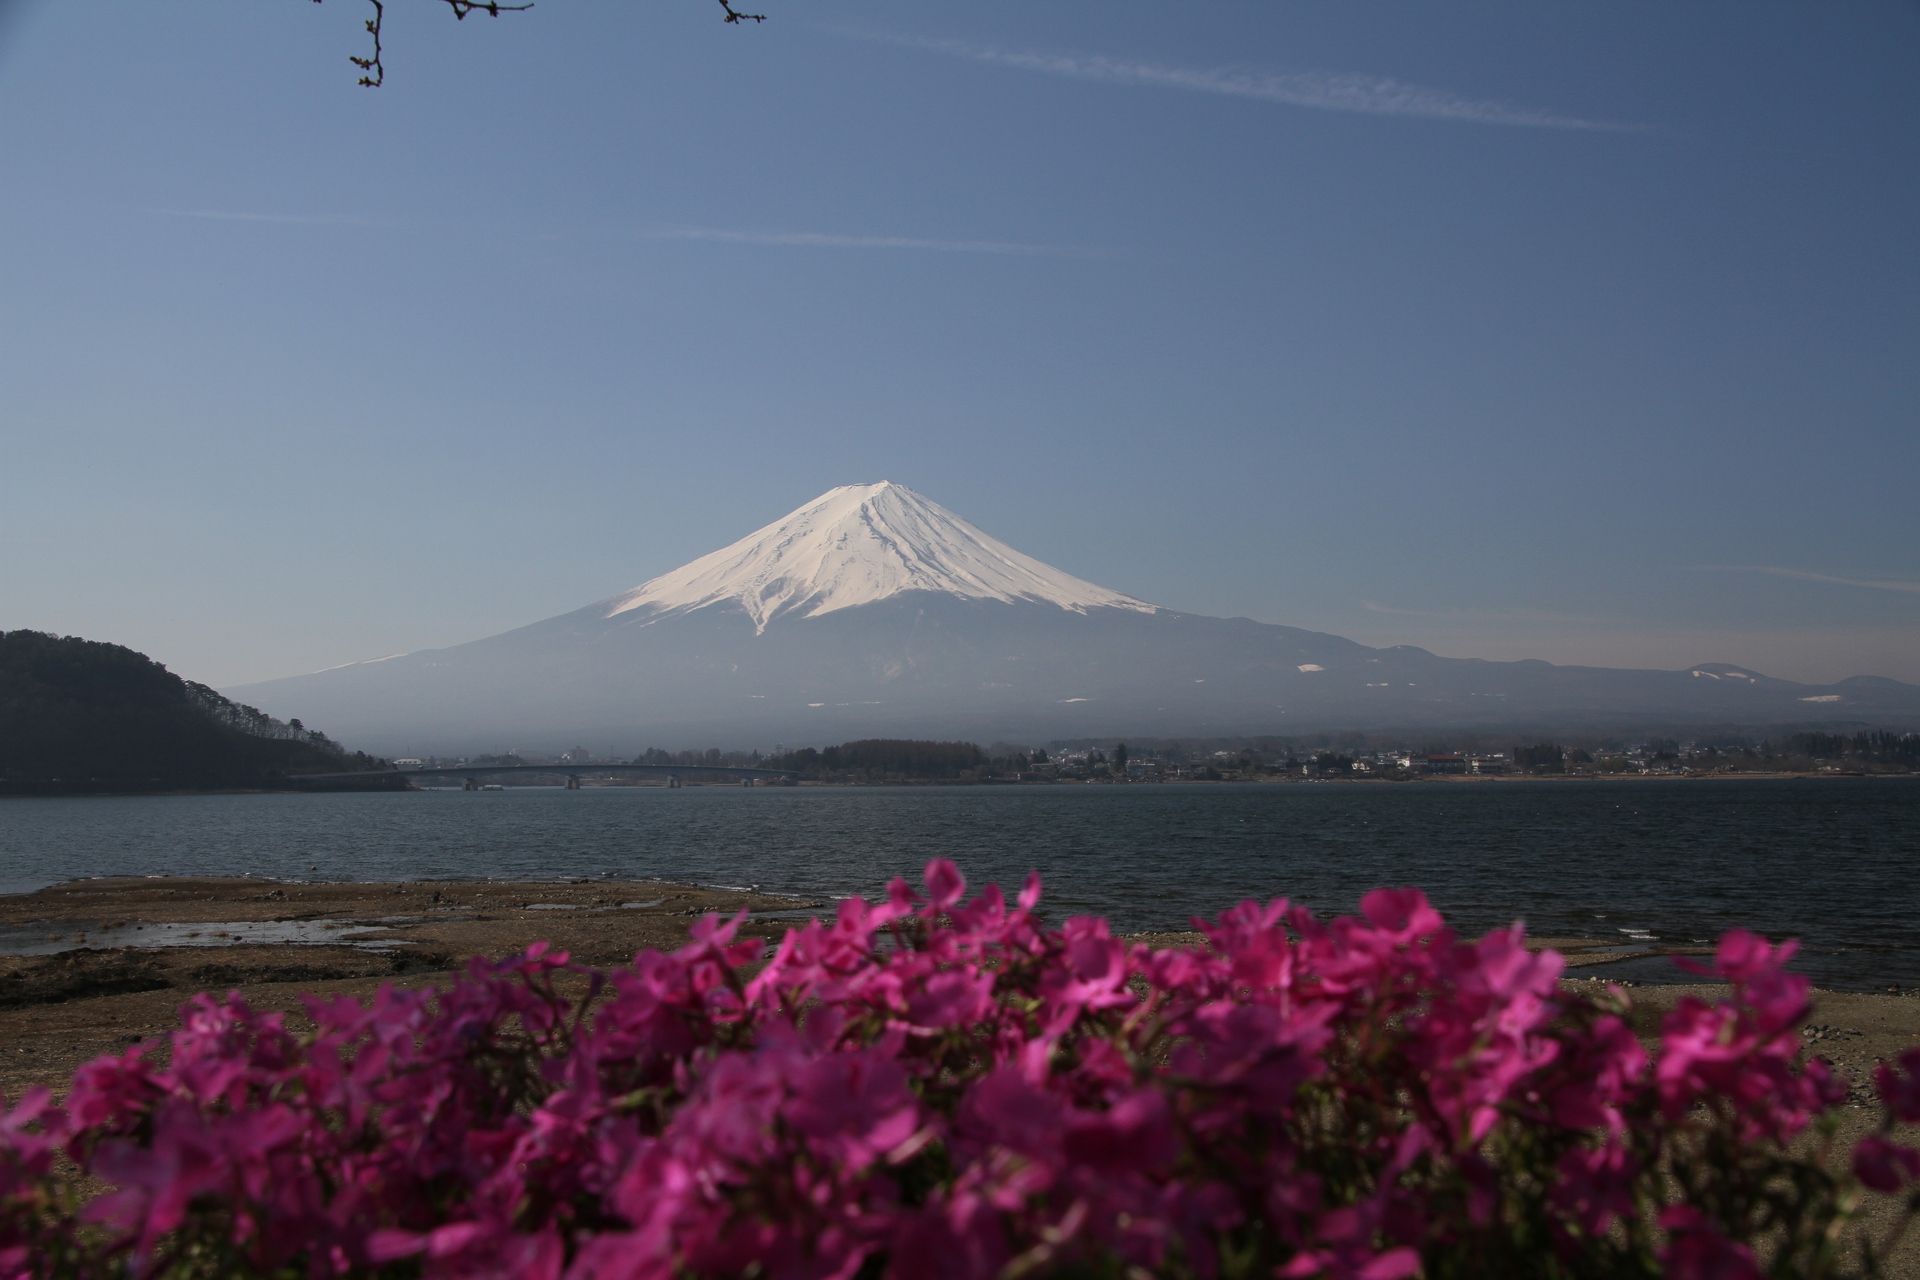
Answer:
292 763 797 782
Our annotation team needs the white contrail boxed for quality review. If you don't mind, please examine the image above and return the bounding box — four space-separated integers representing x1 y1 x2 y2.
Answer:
636 225 1107 258
1706 566 1920 595
146 208 377 225
143 209 1103 257
864 34 1635 132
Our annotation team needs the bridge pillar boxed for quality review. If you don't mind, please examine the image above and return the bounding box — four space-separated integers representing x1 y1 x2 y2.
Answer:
741 777 753 787
463 777 478 791
667 774 680 789
565 774 580 790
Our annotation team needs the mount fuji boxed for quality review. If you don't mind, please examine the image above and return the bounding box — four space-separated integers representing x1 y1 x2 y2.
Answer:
596 481 1157 632
228 482 1920 753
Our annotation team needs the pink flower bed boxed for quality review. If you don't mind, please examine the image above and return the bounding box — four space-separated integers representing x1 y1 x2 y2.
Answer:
2 860 1917 1278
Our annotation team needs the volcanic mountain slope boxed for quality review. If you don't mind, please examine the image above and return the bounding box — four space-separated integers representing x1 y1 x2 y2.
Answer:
227 483 1920 753
598 479 1156 631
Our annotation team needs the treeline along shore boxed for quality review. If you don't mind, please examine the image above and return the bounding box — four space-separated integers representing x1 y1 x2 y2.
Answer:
449 733 1920 787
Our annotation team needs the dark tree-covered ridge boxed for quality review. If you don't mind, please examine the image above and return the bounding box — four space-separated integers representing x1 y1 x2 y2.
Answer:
765 739 988 781
0 631 390 794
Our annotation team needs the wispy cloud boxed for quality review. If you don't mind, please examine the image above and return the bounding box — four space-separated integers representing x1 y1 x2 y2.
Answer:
635 225 1106 258
859 34 1635 133
140 208 1091 256
146 208 378 226
1700 566 1920 596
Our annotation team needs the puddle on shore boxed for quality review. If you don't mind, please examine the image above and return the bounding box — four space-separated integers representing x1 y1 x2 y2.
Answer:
0 894 823 959
1575 952 1711 984
0 917 426 956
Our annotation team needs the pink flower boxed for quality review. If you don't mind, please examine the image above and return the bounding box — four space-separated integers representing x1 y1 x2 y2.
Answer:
1016 871 1042 912
1061 1089 1179 1175
1543 1014 1646 1132
1359 888 1446 942
1278 1246 1422 1280
922 859 967 912
1200 896 1295 992
1552 1142 1637 1237
62 1044 162 1137
1278 1198 1420 1280
12 869 1913 1280
0 1089 61 1217
1876 1047 1920 1124
1654 932 1833 1142
1659 1206 1763 1280
1170 1000 1332 1113
904 967 995 1031
957 1067 1065 1161
84 1101 230 1261
782 1050 922 1169
1852 1134 1920 1194
1038 917 1133 1013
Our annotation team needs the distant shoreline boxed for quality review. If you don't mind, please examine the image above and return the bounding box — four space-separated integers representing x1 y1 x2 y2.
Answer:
729 772 1913 787
8 770 1911 799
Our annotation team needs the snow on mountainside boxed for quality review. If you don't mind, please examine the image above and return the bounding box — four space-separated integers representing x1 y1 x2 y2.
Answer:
599 481 1158 633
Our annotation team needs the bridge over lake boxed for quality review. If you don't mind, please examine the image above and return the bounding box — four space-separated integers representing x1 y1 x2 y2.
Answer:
295 764 797 790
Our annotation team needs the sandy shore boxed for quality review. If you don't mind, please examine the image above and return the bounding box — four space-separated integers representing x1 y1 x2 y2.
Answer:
0 875 815 1101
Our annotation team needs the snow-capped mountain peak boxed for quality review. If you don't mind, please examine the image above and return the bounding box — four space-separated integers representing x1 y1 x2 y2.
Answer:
601 481 1159 632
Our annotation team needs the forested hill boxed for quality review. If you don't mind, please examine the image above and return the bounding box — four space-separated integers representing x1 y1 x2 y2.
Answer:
763 739 990 781
0 631 395 794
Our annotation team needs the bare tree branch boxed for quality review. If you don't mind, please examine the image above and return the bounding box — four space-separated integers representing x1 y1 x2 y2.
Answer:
318 0 770 88
312 0 768 87
339 0 385 87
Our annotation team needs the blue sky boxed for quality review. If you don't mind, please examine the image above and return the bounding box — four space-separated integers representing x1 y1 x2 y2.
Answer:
2 1 1916 688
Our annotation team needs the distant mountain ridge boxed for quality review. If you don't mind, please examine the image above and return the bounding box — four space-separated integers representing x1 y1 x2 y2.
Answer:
226 483 1920 753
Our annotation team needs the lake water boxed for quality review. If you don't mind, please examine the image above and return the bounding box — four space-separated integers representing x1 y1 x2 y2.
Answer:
2 778 1914 991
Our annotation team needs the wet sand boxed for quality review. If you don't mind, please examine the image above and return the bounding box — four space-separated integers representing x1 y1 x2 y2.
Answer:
0 875 813 1101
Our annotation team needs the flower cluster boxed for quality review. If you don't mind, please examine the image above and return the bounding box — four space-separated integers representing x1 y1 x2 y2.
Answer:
1 861 1915 1279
